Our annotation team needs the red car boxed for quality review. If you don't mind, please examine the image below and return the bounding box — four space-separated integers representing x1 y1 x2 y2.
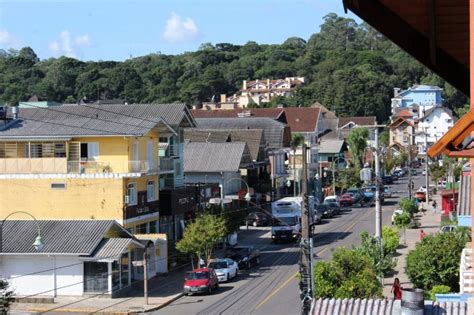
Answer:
183 267 219 295
340 194 353 207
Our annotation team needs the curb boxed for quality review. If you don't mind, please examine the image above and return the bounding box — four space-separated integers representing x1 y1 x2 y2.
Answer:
140 293 185 313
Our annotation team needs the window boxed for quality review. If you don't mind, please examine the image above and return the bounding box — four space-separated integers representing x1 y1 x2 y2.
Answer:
30 143 43 158
51 183 66 189
127 183 137 205
147 141 154 168
158 137 168 143
80 142 99 161
147 180 156 201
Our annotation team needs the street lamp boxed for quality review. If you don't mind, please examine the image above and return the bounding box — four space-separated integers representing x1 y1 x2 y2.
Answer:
1 211 44 252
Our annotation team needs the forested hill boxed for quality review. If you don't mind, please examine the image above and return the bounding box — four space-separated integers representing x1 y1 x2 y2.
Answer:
0 13 467 123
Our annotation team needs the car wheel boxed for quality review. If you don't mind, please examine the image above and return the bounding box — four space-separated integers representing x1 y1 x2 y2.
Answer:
253 221 258 227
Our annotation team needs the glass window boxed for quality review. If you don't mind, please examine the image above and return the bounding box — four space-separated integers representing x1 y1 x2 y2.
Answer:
84 262 109 293
127 183 137 205
137 223 148 234
147 180 156 201
30 143 42 158
149 220 158 233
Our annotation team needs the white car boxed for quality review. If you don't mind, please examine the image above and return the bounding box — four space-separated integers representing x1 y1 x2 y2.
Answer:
208 258 239 282
391 209 403 225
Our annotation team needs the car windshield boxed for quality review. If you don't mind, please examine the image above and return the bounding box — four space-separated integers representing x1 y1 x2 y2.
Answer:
186 271 209 280
208 261 227 269
273 216 297 226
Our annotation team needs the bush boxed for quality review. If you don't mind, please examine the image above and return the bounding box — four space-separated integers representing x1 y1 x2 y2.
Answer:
406 232 469 291
357 232 396 277
0 279 14 314
382 226 400 254
428 285 451 301
313 247 382 299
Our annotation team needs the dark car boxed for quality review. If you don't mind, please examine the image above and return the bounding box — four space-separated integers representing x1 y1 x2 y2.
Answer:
316 204 333 218
324 201 341 215
245 211 271 227
183 267 219 295
346 188 362 203
340 194 354 206
382 176 394 185
226 246 261 269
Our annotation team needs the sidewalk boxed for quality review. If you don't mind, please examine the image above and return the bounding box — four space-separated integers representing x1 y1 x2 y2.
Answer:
10 269 187 314
382 193 442 298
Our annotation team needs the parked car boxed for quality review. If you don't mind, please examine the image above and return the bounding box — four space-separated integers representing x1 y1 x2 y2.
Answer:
313 210 323 224
183 267 219 295
422 170 426 176
346 188 363 203
245 211 271 227
382 176 394 185
384 186 392 198
391 209 404 225
316 204 333 218
323 196 341 215
410 161 422 168
226 246 260 269
340 194 354 207
208 258 238 282
438 180 447 188
440 225 456 233
411 169 418 176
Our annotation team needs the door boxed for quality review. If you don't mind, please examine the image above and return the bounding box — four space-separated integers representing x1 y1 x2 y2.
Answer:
147 141 154 169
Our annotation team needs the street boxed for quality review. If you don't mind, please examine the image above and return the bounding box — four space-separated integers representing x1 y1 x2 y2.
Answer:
156 173 425 315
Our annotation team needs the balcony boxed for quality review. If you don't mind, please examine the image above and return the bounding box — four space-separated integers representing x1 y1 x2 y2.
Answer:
159 157 175 172
0 158 159 175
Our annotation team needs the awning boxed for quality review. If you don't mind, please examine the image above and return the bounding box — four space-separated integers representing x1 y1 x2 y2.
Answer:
81 238 144 262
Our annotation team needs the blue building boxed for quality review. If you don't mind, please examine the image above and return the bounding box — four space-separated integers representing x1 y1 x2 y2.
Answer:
391 85 443 113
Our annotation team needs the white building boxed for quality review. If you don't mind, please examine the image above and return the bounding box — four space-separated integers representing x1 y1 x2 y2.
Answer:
0 220 166 298
415 106 455 154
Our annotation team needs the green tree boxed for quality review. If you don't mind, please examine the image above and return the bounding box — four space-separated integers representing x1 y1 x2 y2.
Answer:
454 104 470 118
428 285 451 301
0 279 14 314
429 164 446 186
399 197 418 217
176 214 228 267
379 130 389 147
313 247 382 298
394 211 411 244
406 232 469 291
347 128 369 168
356 231 396 277
382 226 400 255
382 151 397 175
335 167 362 191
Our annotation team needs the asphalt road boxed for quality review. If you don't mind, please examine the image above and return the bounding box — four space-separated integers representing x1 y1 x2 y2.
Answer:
156 173 425 315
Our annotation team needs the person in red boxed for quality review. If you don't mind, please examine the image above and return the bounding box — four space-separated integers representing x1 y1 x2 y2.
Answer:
391 277 402 300
419 229 426 240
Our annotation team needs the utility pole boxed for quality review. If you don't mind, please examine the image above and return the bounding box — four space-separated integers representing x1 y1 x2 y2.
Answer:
424 131 430 203
374 128 382 239
408 145 413 200
299 144 313 315
143 248 149 305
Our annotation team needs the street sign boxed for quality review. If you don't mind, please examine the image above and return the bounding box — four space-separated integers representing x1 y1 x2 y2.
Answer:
132 260 145 267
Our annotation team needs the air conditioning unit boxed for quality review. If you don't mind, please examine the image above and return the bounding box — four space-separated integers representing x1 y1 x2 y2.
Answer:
124 195 130 205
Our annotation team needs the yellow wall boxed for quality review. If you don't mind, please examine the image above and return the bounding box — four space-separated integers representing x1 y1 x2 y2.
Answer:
0 178 124 220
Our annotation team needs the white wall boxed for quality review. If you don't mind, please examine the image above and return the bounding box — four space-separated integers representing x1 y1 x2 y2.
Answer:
1 255 83 296
416 108 454 153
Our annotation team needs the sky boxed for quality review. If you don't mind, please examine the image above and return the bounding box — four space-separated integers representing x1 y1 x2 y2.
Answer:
0 0 359 61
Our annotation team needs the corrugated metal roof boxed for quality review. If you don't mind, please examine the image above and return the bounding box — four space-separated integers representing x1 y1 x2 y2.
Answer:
311 298 469 315
319 140 346 154
0 103 193 138
195 117 287 149
184 142 250 172
84 238 143 261
1 220 115 255
458 174 471 216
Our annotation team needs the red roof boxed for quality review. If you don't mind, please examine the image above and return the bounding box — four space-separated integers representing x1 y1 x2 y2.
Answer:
283 108 320 132
393 109 413 118
192 107 320 133
338 116 377 128
192 108 284 119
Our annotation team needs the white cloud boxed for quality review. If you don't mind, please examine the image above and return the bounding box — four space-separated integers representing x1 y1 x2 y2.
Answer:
49 30 91 58
0 29 19 48
163 12 200 43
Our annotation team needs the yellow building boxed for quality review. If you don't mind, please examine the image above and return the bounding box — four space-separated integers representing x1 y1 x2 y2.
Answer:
0 103 196 234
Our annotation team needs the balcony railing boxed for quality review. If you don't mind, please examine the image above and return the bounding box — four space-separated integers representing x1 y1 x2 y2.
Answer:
0 158 160 174
159 157 174 172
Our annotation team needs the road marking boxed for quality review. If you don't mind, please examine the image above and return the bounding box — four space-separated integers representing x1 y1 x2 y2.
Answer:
255 271 298 310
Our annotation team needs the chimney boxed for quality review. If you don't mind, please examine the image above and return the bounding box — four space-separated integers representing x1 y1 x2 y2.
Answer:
220 94 227 103
11 106 19 120
394 88 401 97
243 80 247 90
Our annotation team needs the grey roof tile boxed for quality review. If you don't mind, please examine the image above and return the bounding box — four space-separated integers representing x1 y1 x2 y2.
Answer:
1 220 116 255
458 175 471 216
1 103 194 139
319 140 346 154
184 142 251 172
195 117 289 149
